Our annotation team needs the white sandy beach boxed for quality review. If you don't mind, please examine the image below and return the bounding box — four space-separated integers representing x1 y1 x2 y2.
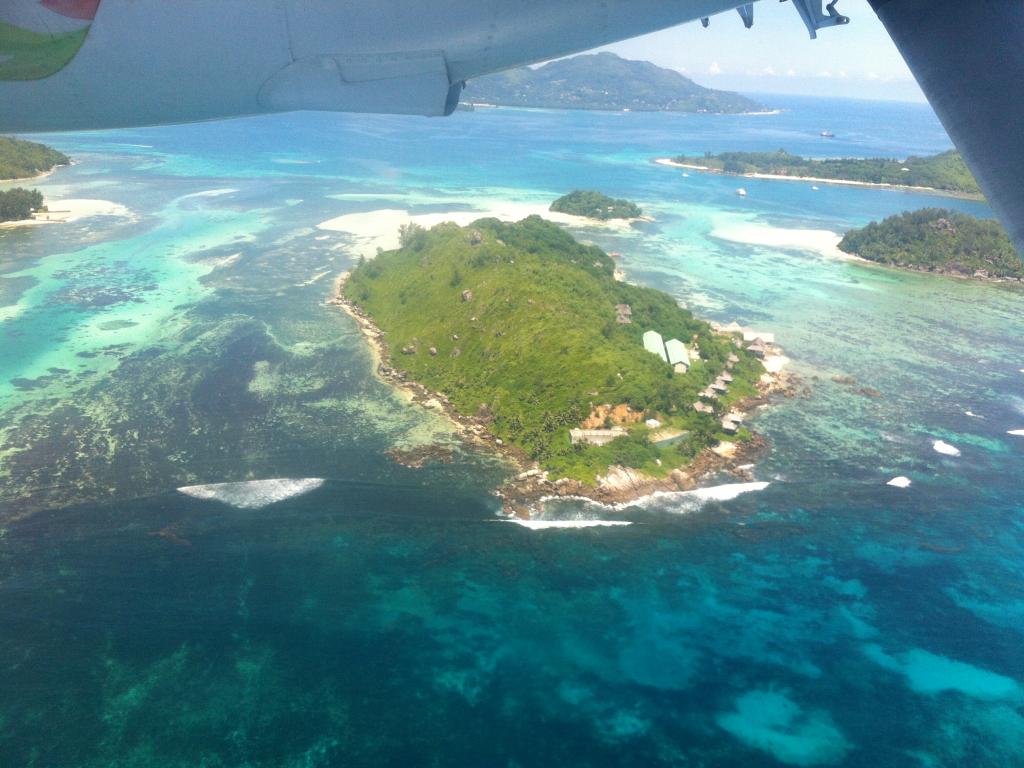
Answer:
711 221 850 260
0 198 133 229
317 201 642 259
655 158 711 171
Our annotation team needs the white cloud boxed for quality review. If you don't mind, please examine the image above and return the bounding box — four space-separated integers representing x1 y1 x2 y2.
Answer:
761 66 777 77
707 61 723 76
785 68 798 77
817 69 834 78
867 71 880 80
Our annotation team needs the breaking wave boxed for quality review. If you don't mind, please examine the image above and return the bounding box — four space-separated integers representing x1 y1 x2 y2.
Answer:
177 478 325 509
502 520 633 530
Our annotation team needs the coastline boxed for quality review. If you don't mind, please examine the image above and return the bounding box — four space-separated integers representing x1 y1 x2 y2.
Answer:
0 163 67 186
0 198 133 229
317 203 646 260
845 256 1024 284
328 270 529 459
653 157 984 200
330 272 794 518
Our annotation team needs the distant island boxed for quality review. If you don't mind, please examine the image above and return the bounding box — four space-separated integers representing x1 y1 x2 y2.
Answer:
662 149 981 197
1 135 69 180
465 52 767 115
839 209 1023 281
550 190 641 220
336 215 785 514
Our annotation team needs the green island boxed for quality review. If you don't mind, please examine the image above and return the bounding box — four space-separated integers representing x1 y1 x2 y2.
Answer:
466 52 766 115
668 149 981 197
839 208 1023 280
0 187 46 223
549 190 642 221
0 135 69 180
0 136 68 223
340 216 773 508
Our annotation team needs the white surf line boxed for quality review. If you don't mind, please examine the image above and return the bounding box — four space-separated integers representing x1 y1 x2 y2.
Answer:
177 478 325 509
500 519 633 529
536 480 771 513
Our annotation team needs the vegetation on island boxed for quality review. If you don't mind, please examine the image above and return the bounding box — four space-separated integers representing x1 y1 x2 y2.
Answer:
672 149 981 196
465 52 766 114
839 208 1022 279
345 216 763 483
0 136 69 180
550 190 642 221
0 187 45 223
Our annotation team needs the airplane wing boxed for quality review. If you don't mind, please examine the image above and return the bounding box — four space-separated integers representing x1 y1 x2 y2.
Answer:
0 0 755 130
1 0 1021 252
867 0 1024 254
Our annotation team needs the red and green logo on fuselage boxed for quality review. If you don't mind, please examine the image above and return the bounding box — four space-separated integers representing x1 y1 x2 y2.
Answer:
1 0 100 81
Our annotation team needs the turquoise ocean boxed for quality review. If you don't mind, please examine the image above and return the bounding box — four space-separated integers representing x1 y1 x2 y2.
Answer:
1 95 1023 766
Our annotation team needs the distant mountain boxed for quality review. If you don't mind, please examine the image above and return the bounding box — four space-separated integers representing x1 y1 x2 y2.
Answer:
464 52 766 114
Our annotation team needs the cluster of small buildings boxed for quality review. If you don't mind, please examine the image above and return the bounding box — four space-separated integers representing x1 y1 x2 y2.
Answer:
720 410 746 434
567 318 775 447
642 330 697 374
717 322 775 359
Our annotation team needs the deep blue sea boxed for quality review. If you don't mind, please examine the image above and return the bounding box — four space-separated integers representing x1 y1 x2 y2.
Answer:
1 95 1023 767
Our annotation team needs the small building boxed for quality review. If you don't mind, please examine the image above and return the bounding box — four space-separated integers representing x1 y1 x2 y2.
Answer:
721 418 739 434
645 418 662 429
747 340 766 358
664 338 690 367
742 329 775 345
725 411 745 424
673 362 689 374
711 379 729 393
727 353 739 365
699 386 718 401
694 402 714 414
570 427 627 447
720 371 733 383
643 330 668 362
615 303 633 324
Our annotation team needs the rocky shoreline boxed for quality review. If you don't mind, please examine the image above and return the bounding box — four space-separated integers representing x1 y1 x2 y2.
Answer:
330 271 795 518
851 258 1024 284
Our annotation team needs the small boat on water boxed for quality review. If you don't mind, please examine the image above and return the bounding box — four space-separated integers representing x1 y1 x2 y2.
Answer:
811 185 819 191
682 172 689 177
820 130 835 138
736 188 747 197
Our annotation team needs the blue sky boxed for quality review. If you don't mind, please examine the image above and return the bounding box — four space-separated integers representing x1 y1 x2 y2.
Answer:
602 0 925 102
